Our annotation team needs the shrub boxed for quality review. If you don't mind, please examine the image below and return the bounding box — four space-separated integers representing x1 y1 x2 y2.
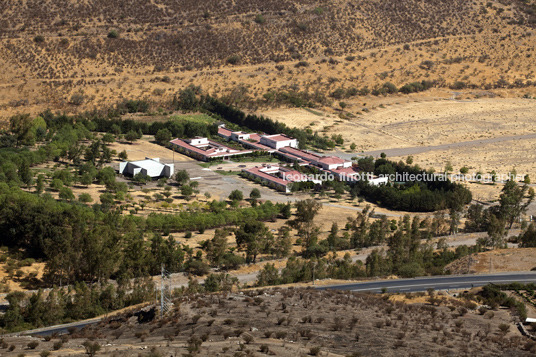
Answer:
450 81 467 90
27 341 39 349
192 314 202 324
69 93 85 106
309 346 321 356
254 14 266 24
34 35 45 43
107 30 119 38
242 333 254 344
226 55 241 65
275 331 287 339
187 336 202 353
295 61 309 68
498 323 510 334
82 341 101 356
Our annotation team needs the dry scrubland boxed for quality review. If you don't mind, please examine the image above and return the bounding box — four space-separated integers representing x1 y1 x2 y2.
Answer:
264 96 536 179
2 288 533 356
0 0 536 118
447 248 536 274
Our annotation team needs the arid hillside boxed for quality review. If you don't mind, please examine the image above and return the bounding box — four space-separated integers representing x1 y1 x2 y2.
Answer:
2 288 534 356
1 0 536 118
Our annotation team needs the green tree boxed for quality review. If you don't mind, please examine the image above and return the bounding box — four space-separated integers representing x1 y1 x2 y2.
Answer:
273 226 292 258
18 159 33 187
59 187 75 201
483 214 507 249
79 193 93 203
256 263 280 286
110 124 121 136
99 193 115 211
366 249 389 277
520 223 536 247
125 130 138 143
50 178 63 191
229 189 243 202
290 199 322 249
2 292 25 330
155 129 172 146
79 172 94 187
236 221 273 263
498 181 534 228
174 169 190 185
96 167 116 189
118 150 128 161
204 229 229 267
36 174 45 194
327 222 340 251
175 88 199 111
181 185 194 200
9 114 34 146
102 133 115 143
249 188 261 200
133 172 150 185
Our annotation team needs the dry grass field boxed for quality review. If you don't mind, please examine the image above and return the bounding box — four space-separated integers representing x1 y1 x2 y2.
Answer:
263 96 536 186
446 248 536 274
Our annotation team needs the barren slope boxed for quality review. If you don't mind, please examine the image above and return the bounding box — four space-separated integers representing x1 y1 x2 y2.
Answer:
0 0 536 117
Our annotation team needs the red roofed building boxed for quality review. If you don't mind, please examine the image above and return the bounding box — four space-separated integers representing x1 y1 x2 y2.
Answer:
170 137 252 161
260 134 298 150
242 165 319 193
217 126 233 139
317 156 352 170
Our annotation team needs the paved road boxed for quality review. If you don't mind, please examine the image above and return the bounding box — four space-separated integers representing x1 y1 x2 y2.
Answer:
319 272 536 293
18 320 100 337
9 272 536 337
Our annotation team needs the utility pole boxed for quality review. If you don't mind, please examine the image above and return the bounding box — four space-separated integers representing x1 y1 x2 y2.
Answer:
160 264 173 318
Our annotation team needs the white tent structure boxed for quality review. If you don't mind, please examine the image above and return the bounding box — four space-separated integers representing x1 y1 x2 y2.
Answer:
119 158 174 178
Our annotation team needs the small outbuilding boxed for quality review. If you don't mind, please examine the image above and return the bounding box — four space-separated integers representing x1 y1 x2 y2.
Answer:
119 158 174 178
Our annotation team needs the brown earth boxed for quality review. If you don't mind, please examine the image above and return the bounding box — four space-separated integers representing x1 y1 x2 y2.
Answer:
446 248 536 275
1 0 536 119
2 288 533 356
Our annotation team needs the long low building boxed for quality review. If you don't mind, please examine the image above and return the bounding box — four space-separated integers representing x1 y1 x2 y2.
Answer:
170 137 252 161
119 158 174 178
279 147 352 170
242 165 319 193
217 126 295 153
330 166 388 185
217 124 388 188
